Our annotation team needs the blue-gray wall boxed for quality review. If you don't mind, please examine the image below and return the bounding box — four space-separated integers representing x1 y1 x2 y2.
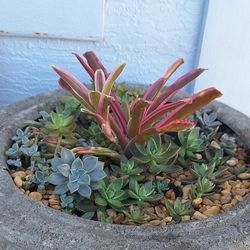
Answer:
0 0 206 106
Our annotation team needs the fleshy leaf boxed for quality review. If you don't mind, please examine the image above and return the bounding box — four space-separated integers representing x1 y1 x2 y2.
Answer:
88 169 107 182
49 173 67 185
78 184 92 198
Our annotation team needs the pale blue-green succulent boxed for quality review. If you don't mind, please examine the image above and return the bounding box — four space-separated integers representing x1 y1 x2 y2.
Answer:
49 148 106 198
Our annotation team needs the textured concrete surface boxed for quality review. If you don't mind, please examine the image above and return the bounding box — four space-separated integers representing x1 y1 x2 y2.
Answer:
0 88 249 250
0 0 206 106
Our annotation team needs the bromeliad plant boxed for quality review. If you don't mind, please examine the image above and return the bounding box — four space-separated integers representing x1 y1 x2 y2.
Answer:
52 51 222 158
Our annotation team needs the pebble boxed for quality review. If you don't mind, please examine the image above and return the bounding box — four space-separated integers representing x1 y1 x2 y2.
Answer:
192 211 208 220
50 205 60 210
113 213 125 224
156 176 165 181
163 216 173 222
234 195 243 202
210 193 221 200
210 140 221 149
181 215 191 222
174 180 182 187
160 221 167 226
155 206 165 218
182 185 192 200
149 220 162 226
29 192 42 201
43 194 50 200
107 209 117 219
166 190 173 199
203 206 220 217
232 188 246 197
195 153 202 160
231 198 238 205
238 173 250 180
226 158 238 167
222 203 233 212
11 171 26 179
178 174 186 181
221 190 231 196
170 192 176 201
192 198 203 208
14 176 23 188
25 170 32 175
46 190 54 195
42 200 49 206
222 181 231 191
220 195 231 204
49 199 60 206
202 198 214 206
49 195 58 200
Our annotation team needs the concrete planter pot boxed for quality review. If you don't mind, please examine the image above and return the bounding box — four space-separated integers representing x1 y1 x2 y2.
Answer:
0 88 249 250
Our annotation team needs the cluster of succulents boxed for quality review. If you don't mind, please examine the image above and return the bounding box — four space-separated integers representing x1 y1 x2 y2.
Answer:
6 51 249 226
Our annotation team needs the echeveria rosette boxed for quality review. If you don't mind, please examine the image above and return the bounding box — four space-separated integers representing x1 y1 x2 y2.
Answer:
49 148 106 198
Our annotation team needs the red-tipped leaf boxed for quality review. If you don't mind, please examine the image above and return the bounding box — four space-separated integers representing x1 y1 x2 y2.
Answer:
72 52 95 80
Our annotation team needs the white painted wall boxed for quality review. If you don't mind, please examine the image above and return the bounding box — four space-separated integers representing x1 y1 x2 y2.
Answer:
195 0 250 117
0 0 206 106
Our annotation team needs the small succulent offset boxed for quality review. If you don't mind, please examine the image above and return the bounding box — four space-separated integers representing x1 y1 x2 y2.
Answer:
178 128 205 159
128 180 163 203
205 148 229 167
191 163 226 180
111 157 143 180
6 127 40 168
164 198 192 217
42 111 76 143
196 108 221 131
6 143 22 167
97 209 113 223
95 178 129 210
219 133 237 156
191 177 215 198
53 51 221 158
132 135 180 174
49 148 106 198
152 180 170 195
11 127 32 144
32 157 50 189
60 194 75 209
123 205 146 224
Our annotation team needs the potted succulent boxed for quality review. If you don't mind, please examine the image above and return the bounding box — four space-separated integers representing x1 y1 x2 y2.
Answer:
0 51 249 250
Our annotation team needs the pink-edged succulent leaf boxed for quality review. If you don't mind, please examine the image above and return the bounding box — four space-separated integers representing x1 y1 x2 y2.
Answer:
94 69 105 91
72 146 120 159
109 116 129 149
110 96 128 132
143 58 184 101
54 67 93 111
141 99 191 129
127 99 150 139
156 119 194 132
103 63 126 95
125 119 194 155
72 52 95 80
156 87 222 128
147 68 206 113
163 58 184 79
84 51 109 77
